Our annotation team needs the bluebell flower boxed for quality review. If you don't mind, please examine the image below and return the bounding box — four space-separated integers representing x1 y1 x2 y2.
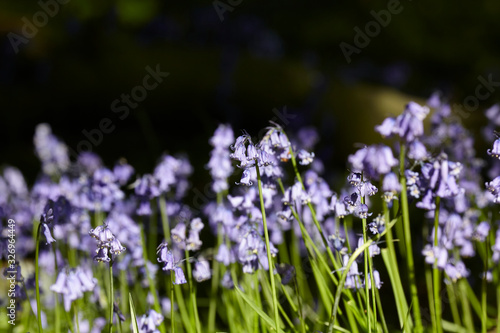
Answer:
297 149 315 165
382 172 401 203
139 309 164 333
348 145 398 179
488 138 500 159
77 152 102 175
113 160 134 185
89 222 125 263
236 168 254 186
33 123 70 177
375 102 429 142
157 242 176 271
173 266 187 285
368 214 385 235
171 223 186 248
50 267 97 311
221 271 234 289
408 139 428 160
208 125 234 193
328 233 347 254
364 270 382 290
342 254 362 290
215 244 234 266
193 260 211 282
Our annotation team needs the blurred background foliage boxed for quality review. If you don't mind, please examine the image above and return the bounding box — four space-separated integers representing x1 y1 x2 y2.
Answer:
1 0 500 187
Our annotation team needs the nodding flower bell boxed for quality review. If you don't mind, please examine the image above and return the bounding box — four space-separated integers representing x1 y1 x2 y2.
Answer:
89 223 125 264
488 137 500 159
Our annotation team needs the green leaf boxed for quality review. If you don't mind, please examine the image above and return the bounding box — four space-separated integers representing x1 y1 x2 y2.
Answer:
129 293 140 333
235 286 283 331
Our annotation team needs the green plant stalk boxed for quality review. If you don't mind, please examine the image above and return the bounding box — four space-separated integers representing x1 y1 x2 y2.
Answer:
277 178 312 302
208 223 223 332
382 201 412 331
343 217 352 254
445 280 460 327
399 143 422 332
139 225 167 333
497 266 500 333
35 222 43 333
361 197 371 332
375 288 389 333
185 249 202 333
74 301 80 333
327 215 399 333
433 196 442 333
170 274 175 333
482 236 489 333
119 269 128 325
459 279 474 332
255 163 281 333
289 149 339 274
52 245 61 333
109 263 114 333
425 261 437 331
292 277 307 333
149 202 158 264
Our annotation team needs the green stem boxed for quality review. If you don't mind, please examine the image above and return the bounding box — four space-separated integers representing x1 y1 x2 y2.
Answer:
185 249 202 333
35 222 43 333
208 223 222 332
109 263 114 333
170 274 175 333
327 213 399 332
52 245 61 333
399 143 422 332
255 164 281 333
433 196 442 333
482 236 489 333
361 196 371 332
139 225 166 333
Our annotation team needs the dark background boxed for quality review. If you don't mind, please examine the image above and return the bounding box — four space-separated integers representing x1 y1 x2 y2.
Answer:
1 0 499 186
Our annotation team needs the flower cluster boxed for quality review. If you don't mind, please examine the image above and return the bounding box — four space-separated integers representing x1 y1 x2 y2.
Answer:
157 242 187 285
50 266 97 311
89 223 126 263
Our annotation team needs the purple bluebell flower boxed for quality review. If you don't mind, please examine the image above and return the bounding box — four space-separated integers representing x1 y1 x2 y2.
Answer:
485 176 500 203
236 168 254 186
215 244 234 266
113 160 134 185
364 270 383 289
171 222 186 248
408 139 428 160
50 267 97 311
193 260 211 282
208 124 234 193
328 233 347 254
488 138 500 159
89 222 125 263
375 102 430 142
348 145 398 179
358 181 378 197
368 214 385 235
472 221 490 242
77 152 102 175
221 271 234 289
297 149 315 165
173 266 187 285
157 242 176 271
139 309 164 333
342 254 361 290
34 123 70 176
